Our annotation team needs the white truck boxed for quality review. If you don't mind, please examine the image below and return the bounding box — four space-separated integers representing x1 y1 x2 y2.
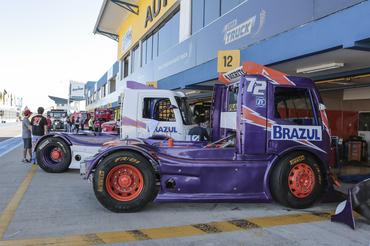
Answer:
34 85 195 173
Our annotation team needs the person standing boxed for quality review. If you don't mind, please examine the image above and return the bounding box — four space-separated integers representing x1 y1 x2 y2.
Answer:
75 116 80 133
70 115 75 132
30 107 48 164
46 115 52 131
80 115 85 131
22 109 32 163
88 116 94 131
188 116 210 142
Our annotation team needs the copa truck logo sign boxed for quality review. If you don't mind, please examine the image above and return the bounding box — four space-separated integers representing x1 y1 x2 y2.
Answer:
223 10 266 45
272 125 322 142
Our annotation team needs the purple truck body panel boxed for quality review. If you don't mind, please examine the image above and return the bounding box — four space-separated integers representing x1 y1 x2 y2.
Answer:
85 74 331 203
35 131 119 149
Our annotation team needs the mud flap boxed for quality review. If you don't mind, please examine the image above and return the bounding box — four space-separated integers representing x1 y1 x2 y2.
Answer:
331 178 370 229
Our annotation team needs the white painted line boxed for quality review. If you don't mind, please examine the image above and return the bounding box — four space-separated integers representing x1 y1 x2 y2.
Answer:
0 135 21 145
0 142 22 158
0 137 22 158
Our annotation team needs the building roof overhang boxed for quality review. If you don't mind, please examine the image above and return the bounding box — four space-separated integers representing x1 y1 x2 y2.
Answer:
93 0 139 42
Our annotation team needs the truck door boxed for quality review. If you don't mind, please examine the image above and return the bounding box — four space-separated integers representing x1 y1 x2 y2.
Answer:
267 85 322 154
240 75 268 155
138 96 182 140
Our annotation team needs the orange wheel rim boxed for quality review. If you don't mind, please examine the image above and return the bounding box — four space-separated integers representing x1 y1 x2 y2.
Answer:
50 148 63 161
105 164 144 202
288 163 315 198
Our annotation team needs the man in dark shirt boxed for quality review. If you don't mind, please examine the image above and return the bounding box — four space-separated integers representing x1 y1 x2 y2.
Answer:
188 116 210 142
30 107 48 136
30 107 48 164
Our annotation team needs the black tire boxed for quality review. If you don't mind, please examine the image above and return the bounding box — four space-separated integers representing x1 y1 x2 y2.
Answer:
36 137 72 173
93 151 157 212
270 151 324 209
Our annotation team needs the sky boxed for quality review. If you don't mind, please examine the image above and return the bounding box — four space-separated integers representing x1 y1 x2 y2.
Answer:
0 0 117 111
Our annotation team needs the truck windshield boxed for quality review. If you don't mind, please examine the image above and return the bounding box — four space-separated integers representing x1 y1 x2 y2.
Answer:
175 97 194 125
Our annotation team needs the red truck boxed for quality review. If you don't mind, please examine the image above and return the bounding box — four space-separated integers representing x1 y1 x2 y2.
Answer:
94 108 113 132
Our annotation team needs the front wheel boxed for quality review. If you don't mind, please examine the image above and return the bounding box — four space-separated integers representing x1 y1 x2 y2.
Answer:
93 151 157 212
36 137 72 173
270 151 324 209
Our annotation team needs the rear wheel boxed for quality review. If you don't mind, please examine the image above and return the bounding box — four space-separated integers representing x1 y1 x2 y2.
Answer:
93 151 157 212
36 137 72 173
270 151 324 208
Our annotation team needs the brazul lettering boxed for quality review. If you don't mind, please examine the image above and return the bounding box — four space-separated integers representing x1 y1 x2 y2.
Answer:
155 126 177 133
145 0 168 28
272 125 322 141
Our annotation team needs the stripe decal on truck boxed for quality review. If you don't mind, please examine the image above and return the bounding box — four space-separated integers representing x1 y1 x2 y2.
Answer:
121 117 147 129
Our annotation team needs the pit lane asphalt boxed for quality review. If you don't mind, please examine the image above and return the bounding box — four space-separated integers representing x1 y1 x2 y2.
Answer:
0 147 369 245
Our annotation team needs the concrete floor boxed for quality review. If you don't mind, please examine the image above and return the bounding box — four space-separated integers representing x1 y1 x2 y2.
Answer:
0 124 369 245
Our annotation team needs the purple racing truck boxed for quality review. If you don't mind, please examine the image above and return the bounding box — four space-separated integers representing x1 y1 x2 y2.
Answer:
82 61 334 212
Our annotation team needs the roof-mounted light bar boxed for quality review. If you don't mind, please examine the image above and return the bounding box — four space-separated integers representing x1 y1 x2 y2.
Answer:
296 62 344 74
218 61 295 86
111 0 139 15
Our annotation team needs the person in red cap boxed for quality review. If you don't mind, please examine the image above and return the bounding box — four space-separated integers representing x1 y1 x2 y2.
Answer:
22 109 32 163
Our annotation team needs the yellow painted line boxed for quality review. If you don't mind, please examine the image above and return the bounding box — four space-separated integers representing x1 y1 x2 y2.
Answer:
96 231 137 244
248 213 328 228
141 225 206 240
0 165 38 240
209 221 243 232
0 211 333 246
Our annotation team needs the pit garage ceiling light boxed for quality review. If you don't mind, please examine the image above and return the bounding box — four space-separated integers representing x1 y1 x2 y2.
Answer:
296 62 344 74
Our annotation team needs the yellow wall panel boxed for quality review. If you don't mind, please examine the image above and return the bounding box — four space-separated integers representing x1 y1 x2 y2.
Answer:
117 0 178 60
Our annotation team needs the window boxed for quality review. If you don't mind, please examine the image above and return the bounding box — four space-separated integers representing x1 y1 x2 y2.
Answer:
204 0 220 26
152 31 159 58
102 84 107 98
191 0 242 34
123 55 130 78
158 11 180 56
142 98 175 122
146 35 153 63
131 45 140 73
192 0 204 33
109 79 116 94
227 86 238 112
175 97 194 125
141 10 179 63
359 112 370 131
141 39 147 67
274 87 315 125
97 89 100 100
221 0 243 15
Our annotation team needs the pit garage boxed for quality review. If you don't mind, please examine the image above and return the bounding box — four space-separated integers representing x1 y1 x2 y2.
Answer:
268 47 370 183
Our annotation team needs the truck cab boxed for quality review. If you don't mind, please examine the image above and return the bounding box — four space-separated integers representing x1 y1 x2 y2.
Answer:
47 109 67 131
34 82 195 173
120 88 195 141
